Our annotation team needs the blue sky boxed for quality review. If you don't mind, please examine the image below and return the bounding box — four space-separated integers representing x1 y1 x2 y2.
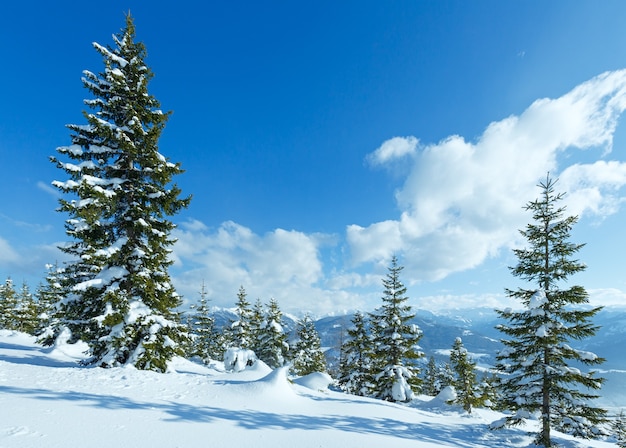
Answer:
2 1 626 315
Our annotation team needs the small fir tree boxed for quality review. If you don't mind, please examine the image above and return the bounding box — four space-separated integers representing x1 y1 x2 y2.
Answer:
50 14 190 372
15 282 40 335
256 298 289 368
369 256 423 402
476 372 500 410
449 337 480 413
249 299 265 352
0 278 18 330
494 175 607 446
224 286 253 349
35 263 67 344
437 362 455 393
291 314 327 376
189 282 220 363
422 356 441 396
613 411 626 448
338 311 374 396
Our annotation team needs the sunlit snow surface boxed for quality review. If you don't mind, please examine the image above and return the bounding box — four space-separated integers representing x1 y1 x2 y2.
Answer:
0 330 617 448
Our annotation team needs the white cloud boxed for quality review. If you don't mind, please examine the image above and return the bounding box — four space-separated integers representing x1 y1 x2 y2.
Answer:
559 161 626 218
349 69 626 282
366 136 418 166
588 288 626 308
37 181 61 198
171 220 363 315
0 237 20 267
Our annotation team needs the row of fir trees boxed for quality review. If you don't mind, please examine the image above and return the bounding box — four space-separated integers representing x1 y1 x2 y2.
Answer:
183 283 327 376
0 14 616 447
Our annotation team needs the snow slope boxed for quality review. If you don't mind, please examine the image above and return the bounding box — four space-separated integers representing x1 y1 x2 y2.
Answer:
0 330 617 448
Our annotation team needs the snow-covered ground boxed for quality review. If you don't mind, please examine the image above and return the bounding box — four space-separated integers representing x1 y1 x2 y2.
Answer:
0 330 618 448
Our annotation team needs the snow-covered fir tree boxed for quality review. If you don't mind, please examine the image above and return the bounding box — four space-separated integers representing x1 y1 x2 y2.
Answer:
291 314 327 376
249 298 265 352
613 411 626 448
256 298 289 368
493 175 607 446
437 362 455 393
224 286 253 349
0 278 18 330
14 281 40 335
35 263 67 344
50 14 190 372
449 337 481 413
188 282 220 363
476 372 500 410
369 256 423 402
422 356 444 397
338 311 374 396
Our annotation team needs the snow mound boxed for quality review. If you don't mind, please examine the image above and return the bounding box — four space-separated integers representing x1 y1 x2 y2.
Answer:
45 327 89 362
166 356 219 375
237 366 296 399
418 385 458 411
432 385 457 404
292 372 333 391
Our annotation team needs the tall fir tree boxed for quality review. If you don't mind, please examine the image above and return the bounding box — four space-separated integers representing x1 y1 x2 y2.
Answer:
338 311 374 396
256 298 289 368
291 314 327 376
50 14 190 372
369 256 423 402
494 175 607 446
449 337 480 413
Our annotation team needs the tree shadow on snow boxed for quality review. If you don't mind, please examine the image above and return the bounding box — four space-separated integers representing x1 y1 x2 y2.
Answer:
0 384 523 447
0 341 80 368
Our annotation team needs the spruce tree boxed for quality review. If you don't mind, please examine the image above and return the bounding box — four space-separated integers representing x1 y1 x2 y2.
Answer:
189 282 220 363
0 278 18 330
15 282 40 335
613 411 626 448
224 286 253 349
338 311 374 396
494 175 607 446
256 298 289 368
35 263 67 343
50 14 190 372
249 299 265 352
449 337 480 413
437 362 455 393
477 372 500 410
369 256 423 402
422 356 441 396
422 356 455 397
291 314 327 376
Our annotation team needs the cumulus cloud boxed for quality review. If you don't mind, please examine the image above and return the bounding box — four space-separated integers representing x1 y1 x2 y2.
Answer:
348 69 626 282
366 136 419 166
171 220 364 314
